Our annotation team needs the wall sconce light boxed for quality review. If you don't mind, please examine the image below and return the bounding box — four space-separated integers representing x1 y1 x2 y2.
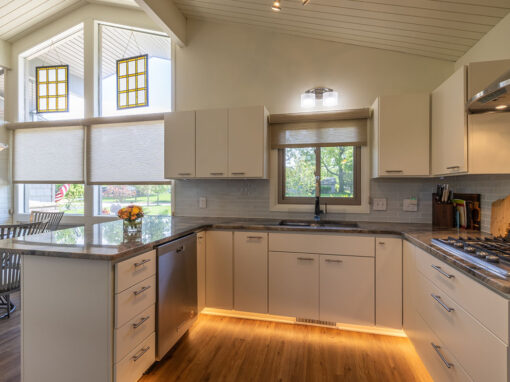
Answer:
300 87 338 108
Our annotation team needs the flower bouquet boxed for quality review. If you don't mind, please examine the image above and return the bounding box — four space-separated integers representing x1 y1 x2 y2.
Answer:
118 205 144 234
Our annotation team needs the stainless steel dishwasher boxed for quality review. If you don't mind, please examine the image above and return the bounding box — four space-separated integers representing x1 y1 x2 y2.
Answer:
156 233 197 360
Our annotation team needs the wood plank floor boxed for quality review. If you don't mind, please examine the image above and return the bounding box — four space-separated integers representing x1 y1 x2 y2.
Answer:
141 314 432 382
0 292 21 382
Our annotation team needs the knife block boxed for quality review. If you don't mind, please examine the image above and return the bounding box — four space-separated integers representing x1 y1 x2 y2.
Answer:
432 198 455 228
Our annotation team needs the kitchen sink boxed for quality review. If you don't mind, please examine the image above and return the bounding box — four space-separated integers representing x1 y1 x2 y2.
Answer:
277 220 359 228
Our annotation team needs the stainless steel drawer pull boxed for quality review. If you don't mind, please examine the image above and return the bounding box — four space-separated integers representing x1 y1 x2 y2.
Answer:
325 259 343 263
446 166 460 170
132 346 150 362
210 172 224 176
176 246 184 253
231 172 245 175
431 265 454 279
385 170 403 173
133 285 151 296
378 242 385 245
178 172 192 176
297 257 315 261
134 259 151 268
247 236 263 239
132 316 150 329
431 343 453 369
431 294 454 312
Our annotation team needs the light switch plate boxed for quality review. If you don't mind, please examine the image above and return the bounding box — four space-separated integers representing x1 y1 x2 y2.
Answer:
372 198 387 211
199 197 207 209
403 198 418 212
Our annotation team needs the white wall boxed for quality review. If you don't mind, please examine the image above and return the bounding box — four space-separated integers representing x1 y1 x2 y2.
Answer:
175 19 454 114
456 12 510 68
0 39 11 69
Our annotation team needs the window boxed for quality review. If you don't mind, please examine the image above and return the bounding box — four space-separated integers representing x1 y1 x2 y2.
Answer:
19 184 85 215
36 65 69 113
278 146 361 205
100 24 171 116
0 68 4 123
98 185 171 216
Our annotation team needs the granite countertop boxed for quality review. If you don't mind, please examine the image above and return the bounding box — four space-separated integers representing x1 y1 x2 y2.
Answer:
0 216 508 297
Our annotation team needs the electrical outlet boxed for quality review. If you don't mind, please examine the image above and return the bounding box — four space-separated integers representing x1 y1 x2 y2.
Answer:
403 198 418 212
199 197 207 209
372 198 387 211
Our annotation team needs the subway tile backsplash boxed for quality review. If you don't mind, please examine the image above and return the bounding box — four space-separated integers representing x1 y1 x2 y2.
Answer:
174 175 510 233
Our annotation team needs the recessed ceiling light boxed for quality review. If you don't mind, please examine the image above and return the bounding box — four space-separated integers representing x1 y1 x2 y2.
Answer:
495 105 508 110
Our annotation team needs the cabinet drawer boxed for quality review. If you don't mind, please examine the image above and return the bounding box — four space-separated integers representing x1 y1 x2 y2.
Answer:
269 233 374 257
415 246 509 343
416 271 508 382
115 332 155 382
116 276 156 328
116 251 156 293
115 304 155 363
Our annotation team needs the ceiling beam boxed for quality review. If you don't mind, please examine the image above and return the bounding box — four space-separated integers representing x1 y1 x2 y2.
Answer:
135 0 187 46
0 39 11 69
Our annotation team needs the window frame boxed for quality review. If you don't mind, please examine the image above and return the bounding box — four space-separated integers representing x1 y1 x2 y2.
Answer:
277 145 362 205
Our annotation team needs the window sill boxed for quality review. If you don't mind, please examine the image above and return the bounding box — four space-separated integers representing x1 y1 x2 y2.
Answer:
269 203 370 214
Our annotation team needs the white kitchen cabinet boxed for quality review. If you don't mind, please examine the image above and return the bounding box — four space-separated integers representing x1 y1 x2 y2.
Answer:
228 106 269 178
319 255 374 325
164 111 196 178
197 232 206 313
234 232 268 313
402 241 416 332
375 238 402 329
196 108 229 178
431 66 468 176
268 251 319 319
371 94 430 177
205 230 233 309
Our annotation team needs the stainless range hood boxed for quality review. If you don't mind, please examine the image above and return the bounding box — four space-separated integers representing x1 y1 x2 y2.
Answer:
468 68 510 113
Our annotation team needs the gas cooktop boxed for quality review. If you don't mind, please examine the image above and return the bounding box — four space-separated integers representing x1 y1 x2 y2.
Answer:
431 237 510 279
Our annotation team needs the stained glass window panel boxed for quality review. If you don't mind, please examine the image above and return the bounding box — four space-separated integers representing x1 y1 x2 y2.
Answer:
116 54 148 109
36 65 69 113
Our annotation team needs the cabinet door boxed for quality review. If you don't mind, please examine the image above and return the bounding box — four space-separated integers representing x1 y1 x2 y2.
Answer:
164 111 196 178
320 255 374 325
431 66 467 175
268 252 319 319
234 232 268 313
375 94 430 177
196 109 228 177
402 241 416 332
375 238 402 329
197 232 206 313
228 106 268 178
205 231 233 309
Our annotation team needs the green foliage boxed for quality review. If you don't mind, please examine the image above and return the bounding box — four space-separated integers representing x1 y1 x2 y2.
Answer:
55 184 85 210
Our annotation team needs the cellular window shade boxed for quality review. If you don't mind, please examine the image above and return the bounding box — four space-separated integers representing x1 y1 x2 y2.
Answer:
88 121 166 184
14 126 84 183
270 119 367 149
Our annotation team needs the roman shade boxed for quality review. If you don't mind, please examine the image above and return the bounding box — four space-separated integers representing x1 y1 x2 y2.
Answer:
13 126 84 183
270 119 368 149
88 120 166 184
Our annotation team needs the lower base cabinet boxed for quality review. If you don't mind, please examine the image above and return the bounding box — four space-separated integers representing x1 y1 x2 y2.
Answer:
205 231 234 309
320 255 374 325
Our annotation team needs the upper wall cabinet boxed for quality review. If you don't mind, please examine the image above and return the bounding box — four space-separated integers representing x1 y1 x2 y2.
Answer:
164 111 196 179
431 66 468 176
164 106 269 179
371 93 430 177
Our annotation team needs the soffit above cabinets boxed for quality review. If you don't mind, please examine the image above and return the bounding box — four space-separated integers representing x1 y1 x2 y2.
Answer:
173 0 510 62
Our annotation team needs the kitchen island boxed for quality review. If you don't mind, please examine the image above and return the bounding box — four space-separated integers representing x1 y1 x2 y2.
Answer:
2 216 508 382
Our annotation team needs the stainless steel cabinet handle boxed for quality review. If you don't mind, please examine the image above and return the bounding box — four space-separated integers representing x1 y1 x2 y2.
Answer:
134 259 151 268
176 246 184 253
431 265 454 279
132 316 150 329
378 241 385 245
446 166 460 170
133 285 151 296
210 172 224 176
385 170 403 173
431 343 453 369
431 294 454 312
247 236 263 239
325 259 343 263
132 346 150 362
297 257 314 261
178 172 192 176
231 172 246 175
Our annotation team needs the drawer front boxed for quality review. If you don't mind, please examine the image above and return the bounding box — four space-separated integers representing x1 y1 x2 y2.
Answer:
269 233 375 257
408 307 472 382
116 276 156 328
115 332 155 382
115 304 155 363
116 250 156 293
415 271 508 382
415 246 509 343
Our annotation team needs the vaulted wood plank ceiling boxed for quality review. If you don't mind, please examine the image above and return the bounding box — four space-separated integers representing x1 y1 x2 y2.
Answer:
173 0 510 61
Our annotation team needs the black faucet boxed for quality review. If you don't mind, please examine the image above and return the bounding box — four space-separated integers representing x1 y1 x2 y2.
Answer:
314 196 323 221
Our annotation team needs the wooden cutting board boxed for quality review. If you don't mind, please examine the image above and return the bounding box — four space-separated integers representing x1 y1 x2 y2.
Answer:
491 194 510 237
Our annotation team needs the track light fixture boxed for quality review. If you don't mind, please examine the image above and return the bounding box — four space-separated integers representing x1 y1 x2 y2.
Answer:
271 0 310 12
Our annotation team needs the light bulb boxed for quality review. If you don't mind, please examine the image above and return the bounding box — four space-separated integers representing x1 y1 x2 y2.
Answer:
272 0 281 11
322 91 338 107
301 93 316 108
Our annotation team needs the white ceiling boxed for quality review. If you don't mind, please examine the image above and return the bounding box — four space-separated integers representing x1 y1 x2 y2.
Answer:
173 0 510 61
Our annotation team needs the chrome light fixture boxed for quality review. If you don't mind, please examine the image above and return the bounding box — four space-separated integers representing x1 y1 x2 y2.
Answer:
301 87 338 108
271 0 281 11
